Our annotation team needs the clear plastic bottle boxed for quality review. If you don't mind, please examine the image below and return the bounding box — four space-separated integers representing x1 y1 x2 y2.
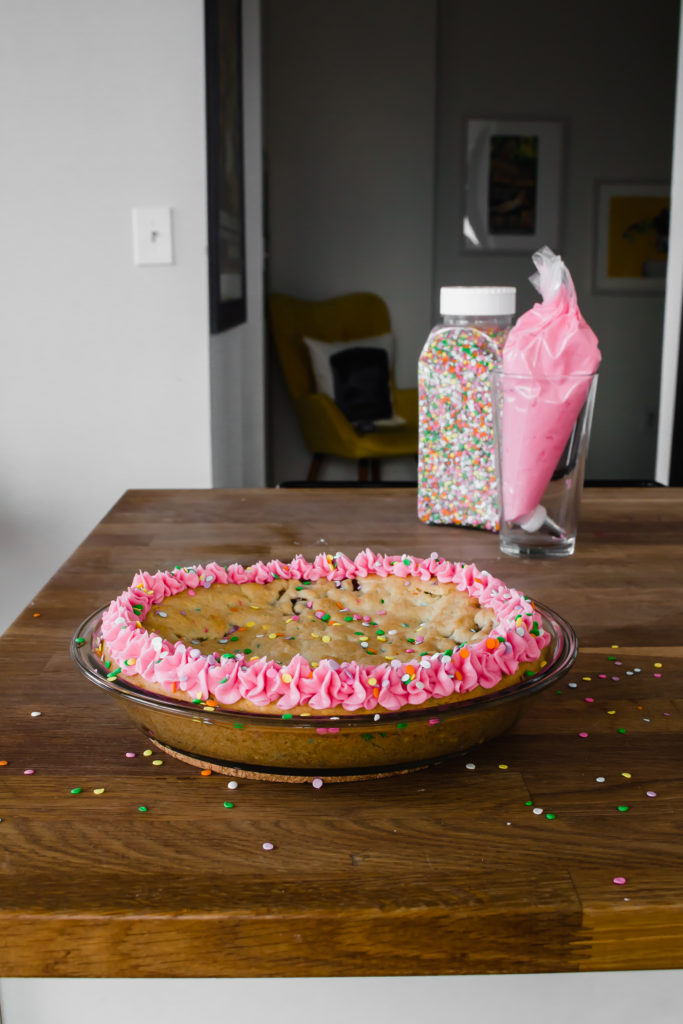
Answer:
418 286 516 531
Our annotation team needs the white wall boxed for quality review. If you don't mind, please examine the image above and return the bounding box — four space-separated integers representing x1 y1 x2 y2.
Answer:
0 0 267 636
2 973 682 1024
0 0 212 633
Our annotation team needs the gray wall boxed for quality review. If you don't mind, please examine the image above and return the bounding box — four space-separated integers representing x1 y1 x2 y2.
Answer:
263 0 438 482
264 0 679 483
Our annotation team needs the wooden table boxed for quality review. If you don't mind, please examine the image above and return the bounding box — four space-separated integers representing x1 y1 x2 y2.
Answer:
1 487 682 977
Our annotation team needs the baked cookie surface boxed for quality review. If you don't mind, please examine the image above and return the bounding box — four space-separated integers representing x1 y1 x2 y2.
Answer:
99 551 550 716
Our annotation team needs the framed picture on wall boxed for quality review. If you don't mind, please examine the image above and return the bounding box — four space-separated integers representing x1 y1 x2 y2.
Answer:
463 118 565 253
205 0 246 332
593 181 669 293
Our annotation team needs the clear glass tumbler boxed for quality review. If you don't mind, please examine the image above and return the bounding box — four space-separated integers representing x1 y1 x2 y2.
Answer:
491 370 599 558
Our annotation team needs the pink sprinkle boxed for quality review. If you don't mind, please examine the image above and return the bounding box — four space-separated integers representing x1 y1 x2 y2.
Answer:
612 676 620 681
428 718 440 725
598 673 607 679
613 876 627 885
646 791 657 797
584 697 594 703
654 673 662 678
187 589 195 596
312 778 323 789
125 752 136 758
23 769 35 775
579 732 589 738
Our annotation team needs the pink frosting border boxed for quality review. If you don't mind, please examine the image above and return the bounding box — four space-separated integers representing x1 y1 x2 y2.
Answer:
98 550 550 713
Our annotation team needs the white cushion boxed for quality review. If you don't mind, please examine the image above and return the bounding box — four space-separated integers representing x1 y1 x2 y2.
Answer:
302 333 405 427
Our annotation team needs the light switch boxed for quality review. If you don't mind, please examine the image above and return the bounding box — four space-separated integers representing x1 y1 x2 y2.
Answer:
132 207 174 265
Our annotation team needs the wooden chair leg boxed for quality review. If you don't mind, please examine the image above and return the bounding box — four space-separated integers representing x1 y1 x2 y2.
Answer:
358 459 369 482
308 454 324 481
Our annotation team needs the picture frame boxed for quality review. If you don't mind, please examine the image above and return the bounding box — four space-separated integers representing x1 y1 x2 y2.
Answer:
593 181 669 294
463 118 564 253
205 0 246 332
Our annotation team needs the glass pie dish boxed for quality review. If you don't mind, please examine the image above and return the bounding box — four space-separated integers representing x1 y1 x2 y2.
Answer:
71 600 577 783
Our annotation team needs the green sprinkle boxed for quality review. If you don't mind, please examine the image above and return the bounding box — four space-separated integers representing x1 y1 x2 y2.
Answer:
223 801 234 808
281 713 293 720
74 637 85 646
617 805 630 812
344 616 353 621
233 723 244 730
396 722 408 730
525 800 533 806
243 648 252 654
545 813 556 820
617 728 627 734
138 806 148 813
70 787 82 795
321 613 330 622
132 604 143 616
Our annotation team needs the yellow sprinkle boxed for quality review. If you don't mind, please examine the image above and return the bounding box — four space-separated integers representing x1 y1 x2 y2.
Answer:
621 772 632 778
611 644 619 649
322 635 331 643
93 788 105 795
368 677 377 685
311 632 319 638
246 621 255 627
607 710 616 715
498 763 509 770
152 759 163 766
269 633 277 639
654 662 662 668
582 676 592 681
143 749 152 757
282 673 292 683
250 605 260 609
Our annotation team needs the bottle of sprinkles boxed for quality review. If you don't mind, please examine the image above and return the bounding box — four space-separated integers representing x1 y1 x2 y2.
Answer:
418 286 515 531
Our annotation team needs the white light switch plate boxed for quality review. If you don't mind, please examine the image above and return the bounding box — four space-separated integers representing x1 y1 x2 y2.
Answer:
132 206 174 265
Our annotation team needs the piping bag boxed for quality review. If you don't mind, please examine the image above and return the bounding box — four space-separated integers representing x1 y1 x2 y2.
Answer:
500 246 601 532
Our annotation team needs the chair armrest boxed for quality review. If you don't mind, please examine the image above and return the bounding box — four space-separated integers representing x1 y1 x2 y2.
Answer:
392 387 418 427
294 393 361 457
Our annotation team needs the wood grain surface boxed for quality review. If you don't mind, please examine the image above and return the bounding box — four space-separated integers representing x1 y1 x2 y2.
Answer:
0 487 682 976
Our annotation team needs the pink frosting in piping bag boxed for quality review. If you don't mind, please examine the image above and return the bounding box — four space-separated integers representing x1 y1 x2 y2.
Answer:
500 247 601 523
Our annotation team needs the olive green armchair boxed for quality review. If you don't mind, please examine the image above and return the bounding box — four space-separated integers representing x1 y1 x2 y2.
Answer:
268 291 418 481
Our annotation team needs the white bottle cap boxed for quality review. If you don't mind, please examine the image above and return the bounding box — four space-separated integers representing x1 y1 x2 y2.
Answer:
440 286 516 317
